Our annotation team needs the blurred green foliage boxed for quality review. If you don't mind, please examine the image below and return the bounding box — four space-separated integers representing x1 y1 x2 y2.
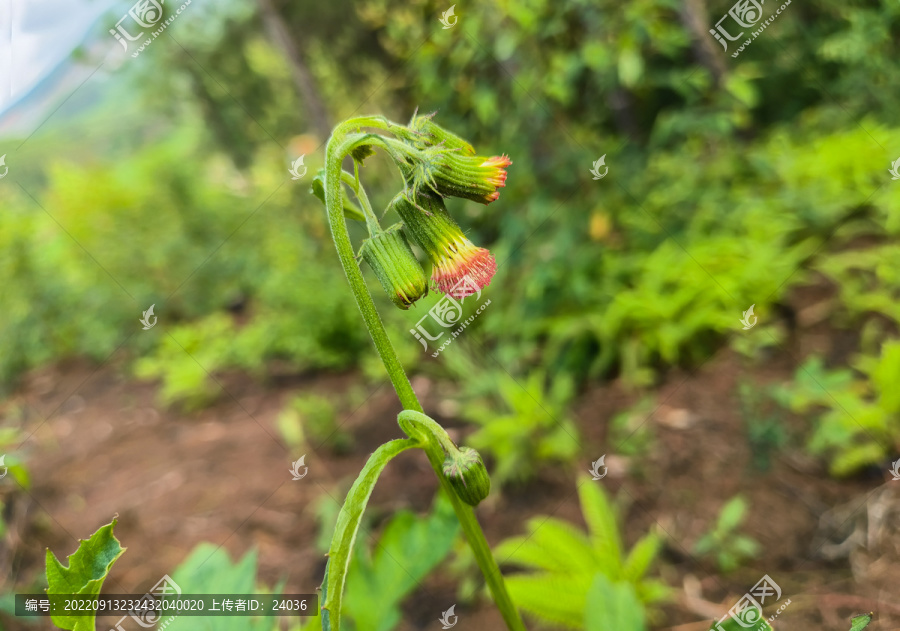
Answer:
773 344 900 476
1 0 900 477
693 495 760 573
495 477 667 628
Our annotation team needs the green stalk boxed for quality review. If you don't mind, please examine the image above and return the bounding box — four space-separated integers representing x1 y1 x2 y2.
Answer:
324 117 526 631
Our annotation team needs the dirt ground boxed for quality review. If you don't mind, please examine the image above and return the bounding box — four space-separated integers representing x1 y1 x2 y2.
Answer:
1 333 899 630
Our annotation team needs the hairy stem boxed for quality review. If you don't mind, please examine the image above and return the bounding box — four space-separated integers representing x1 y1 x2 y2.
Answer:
324 117 526 631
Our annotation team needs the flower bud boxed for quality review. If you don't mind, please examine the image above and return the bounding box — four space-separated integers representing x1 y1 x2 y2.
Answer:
359 224 429 309
442 447 491 506
391 192 496 297
406 111 476 156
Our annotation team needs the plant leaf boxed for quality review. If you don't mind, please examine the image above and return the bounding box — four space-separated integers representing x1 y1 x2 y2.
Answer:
577 476 623 575
322 438 417 630
45 519 126 631
585 573 646 631
343 494 458 631
849 613 873 631
623 532 662 582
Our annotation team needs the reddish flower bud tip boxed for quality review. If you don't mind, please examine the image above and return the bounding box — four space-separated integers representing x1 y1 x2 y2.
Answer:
481 155 512 169
432 242 497 297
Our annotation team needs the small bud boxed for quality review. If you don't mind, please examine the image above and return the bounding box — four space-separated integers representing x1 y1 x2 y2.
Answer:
442 447 491 506
398 113 511 205
359 224 429 309
391 192 496 297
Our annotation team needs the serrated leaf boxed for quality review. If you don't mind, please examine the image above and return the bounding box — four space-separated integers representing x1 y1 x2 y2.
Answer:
585 573 645 631
45 519 126 631
504 573 592 628
343 494 458 631
849 613 873 631
495 517 596 573
578 476 623 573
322 438 416 631
623 532 661 582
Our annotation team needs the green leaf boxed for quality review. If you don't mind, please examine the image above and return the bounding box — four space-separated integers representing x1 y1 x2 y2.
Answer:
849 613 873 631
343 494 459 631
504 573 592 628
585 573 645 631
709 615 772 631
578 476 623 574
716 496 748 534
322 438 417 630
45 519 126 631
162 544 276 631
623 532 662 582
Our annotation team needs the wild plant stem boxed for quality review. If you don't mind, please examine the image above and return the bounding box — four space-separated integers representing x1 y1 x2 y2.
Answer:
324 117 526 631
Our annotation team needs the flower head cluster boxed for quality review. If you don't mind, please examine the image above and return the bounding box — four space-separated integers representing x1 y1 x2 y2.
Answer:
346 113 509 308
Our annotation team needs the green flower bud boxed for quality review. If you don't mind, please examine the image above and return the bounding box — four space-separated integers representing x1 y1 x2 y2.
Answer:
442 447 491 506
407 111 476 156
359 224 429 310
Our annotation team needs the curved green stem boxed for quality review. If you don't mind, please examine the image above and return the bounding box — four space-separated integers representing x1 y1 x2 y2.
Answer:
324 116 526 631
397 409 458 457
